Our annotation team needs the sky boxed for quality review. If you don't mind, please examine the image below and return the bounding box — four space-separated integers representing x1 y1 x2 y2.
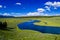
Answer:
0 0 60 16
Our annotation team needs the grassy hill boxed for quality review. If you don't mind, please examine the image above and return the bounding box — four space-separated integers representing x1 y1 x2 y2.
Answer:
0 16 60 40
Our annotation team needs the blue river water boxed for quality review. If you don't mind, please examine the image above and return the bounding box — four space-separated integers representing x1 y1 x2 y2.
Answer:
17 20 60 34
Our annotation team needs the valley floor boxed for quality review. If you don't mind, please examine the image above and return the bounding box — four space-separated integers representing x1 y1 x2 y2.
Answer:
0 16 60 40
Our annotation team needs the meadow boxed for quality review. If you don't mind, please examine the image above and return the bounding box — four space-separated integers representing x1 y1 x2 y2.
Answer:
0 16 60 40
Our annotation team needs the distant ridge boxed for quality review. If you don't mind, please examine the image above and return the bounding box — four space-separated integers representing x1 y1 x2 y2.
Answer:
0 15 60 18
0 15 14 18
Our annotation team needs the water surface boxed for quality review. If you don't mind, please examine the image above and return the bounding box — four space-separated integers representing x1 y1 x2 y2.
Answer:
17 20 60 34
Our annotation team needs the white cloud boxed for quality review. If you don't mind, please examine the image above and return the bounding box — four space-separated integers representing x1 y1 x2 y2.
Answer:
45 1 53 6
16 2 21 5
0 5 7 8
26 12 40 16
25 8 47 16
24 8 50 16
26 12 49 16
37 8 45 12
0 12 25 17
45 6 51 11
0 5 2 8
44 14 49 16
45 1 60 9
0 12 50 16
2 13 10 16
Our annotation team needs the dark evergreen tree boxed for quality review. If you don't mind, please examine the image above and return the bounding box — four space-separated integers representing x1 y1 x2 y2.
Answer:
2 21 7 29
0 22 3 29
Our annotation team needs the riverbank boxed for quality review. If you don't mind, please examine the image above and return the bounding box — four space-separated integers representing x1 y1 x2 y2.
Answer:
34 17 60 27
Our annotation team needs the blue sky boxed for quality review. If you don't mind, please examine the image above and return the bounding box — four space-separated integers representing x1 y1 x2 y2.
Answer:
0 0 60 16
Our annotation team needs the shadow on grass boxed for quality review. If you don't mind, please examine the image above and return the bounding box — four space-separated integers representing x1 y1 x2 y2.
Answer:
0 27 14 31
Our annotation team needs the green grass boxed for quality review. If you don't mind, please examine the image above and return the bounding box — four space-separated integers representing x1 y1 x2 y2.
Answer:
34 17 60 27
0 16 60 40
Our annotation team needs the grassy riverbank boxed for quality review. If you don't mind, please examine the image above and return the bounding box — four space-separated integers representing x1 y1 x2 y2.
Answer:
34 16 60 27
0 16 60 40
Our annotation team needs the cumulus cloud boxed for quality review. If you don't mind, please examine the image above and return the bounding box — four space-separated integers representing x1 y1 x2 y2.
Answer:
26 12 40 16
16 2 21 5
45 1 52 6
26 12 49 16
45 1 60 9
24 8 50 16
26 8 45 16
45 6 51 11
37 8 45 12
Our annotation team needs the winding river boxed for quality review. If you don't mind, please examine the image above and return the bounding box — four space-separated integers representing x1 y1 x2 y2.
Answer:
17 20 60 34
